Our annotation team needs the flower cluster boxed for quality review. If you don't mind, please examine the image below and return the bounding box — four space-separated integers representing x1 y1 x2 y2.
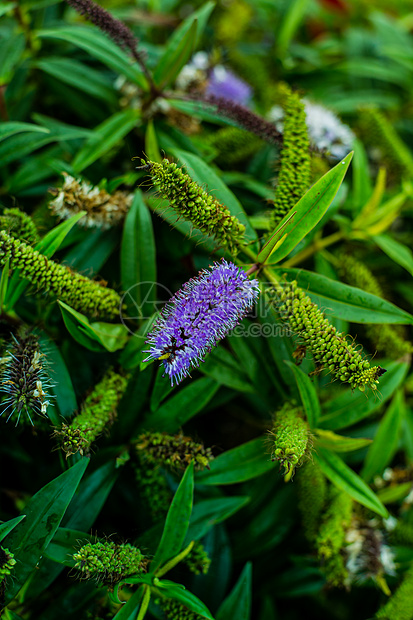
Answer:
0 332 52 425
315 487 353 587
297 461 328 542
144 260 260 385
0 208 39 245
155 598 202 620
338 253 413 359
183 541 211 575
135 431 213 471
271 280 385 391
270 99 354 160
360 106 413 180
140 158 246 252
73 540 146 586
0 547 16 582
133 455 172 522
49 173 133 230
268 403 311 480
0 231 121 319
57 369 128 456
270 84 311 229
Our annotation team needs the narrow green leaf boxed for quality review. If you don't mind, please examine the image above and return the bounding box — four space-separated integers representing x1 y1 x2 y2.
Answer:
143 378 219 433
185 497 250 543
145 120 162 163
120 191 157 321
269 152 353 264
314 448 388 517
37 26 147 88
154 20 198 90
157 582 214 620
0 122 49 142
72 109 140 173
276 0 307 60
195 437 275 485
315 429 372 452
216 563 252 620
59 302 128 352
113 587 144 620
256 212 295 264
276 268 413 324
200 348 254 393
36 211 87 258
361 390 405 482
152 462 194 572
0 516 26 543
0 258 10 312
34 57 117 103
285 362 320 428
374 233 413 277
163 1 215 51
2 459 88 604
38 333 76 419
320 360 409 430
43 527 91 567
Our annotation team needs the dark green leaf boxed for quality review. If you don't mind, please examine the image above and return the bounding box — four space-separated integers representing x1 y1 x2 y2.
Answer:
315 429 372 452
374 233 413 277
151 462 194 572
2 459 88 604
185 497 250 543
38 331 77 419
361 390 405 482
154 20 198 90
195 437 275 485
216 563 252 620
276 268 413 324
314 448 388 517
320 360 409 430
286 362 320 428
269 153 353 263
0 516 26 543
72 109 140 172
0 122 49 142
120 191 157 321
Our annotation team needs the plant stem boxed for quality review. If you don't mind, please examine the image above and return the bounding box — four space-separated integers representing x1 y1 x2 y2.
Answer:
281 230 344 268
155 540 195 578
136 585 151 620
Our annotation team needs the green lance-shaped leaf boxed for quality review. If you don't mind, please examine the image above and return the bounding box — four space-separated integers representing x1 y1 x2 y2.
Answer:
120 191 156 322
216 562 252 620
361 390 406 483
285 362 321 428
151 461 194 573
1 459 88 605
313 448 388 517
0 517 26 543
267 152 353 264
153 19 197 90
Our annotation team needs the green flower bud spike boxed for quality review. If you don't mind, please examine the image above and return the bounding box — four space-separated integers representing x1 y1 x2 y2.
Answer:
297 461 328 543
57 369 128 457
133 456 172 522
0 547 16 581
315 486 353 587
134 431 213 471
73 540 147 586
376 563 413 619
0 231 121 319
183 541 211 575
270 84 311 229
271 280 385 391
268 403 312 481
155 597 203 620
138 158 246 253
338 253 413 359
0 208 39 245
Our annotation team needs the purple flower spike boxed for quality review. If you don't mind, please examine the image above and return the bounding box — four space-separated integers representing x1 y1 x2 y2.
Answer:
206 66 252 105
144 260 260 386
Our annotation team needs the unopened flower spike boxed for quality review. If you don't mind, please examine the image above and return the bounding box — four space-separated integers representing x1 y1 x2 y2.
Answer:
0 331 53 425
144 260 260 386
49 173 133 230
315 486 353 587
0 231 121 319
271 280 385 391
297 461 328 543
139 158 246 252
57 369 128 457
0 208 39 246
155 597 203 620
270 84 311 230
268 403 312 481
135 431 213 471
0 546 16 598
73 540 147 586
338 253 413 359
